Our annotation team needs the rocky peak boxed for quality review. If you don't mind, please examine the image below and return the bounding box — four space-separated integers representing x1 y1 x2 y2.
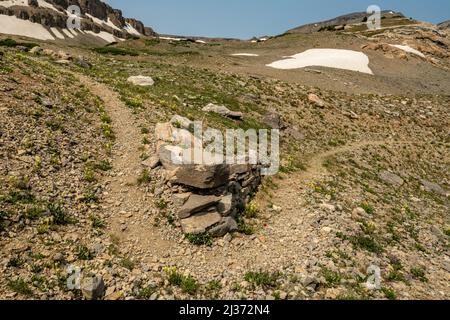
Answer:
0 0 157 40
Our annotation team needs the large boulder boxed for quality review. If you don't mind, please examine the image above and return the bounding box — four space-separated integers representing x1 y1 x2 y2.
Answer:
203 103 243 119
81 274 105 300
379 171 404 186
420 179 447 196
127 75 154 86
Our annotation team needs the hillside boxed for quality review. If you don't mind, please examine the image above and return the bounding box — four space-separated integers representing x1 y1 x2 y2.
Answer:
0 9 449 301
0 0 156 44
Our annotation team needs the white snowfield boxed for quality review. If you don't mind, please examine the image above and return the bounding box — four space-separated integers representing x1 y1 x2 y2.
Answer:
61 28 74 38
160 36 183 41
389 44 425 58
0 14 55 40
50 27 64 39
231 53 260 57
267 49 374 75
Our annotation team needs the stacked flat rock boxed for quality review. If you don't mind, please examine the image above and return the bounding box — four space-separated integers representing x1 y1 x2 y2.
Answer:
154 115 263 237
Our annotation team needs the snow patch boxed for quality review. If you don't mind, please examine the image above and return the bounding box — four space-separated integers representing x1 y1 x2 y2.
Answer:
50 27 65 39
266 49 373 75
160 36 182 41
0 14 55 40
61 28 74 38
389 44 425 58
124 22 141 36
106 17 122 31
85 30 117 43
231 53 260 57
67 28 78 36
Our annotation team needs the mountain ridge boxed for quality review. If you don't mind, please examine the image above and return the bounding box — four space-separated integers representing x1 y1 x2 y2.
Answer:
0 0 156 42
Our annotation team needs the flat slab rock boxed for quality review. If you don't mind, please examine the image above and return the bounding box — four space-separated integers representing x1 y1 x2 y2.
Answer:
178 194 221 219
379 170 404 186
127 75 154 86
180 211 222 234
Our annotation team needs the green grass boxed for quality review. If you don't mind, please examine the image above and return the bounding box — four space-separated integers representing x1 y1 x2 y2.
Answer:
8 278 33 296
351 235 383 254
48 203 75 225
24 205 44 220
360 202 375 215
120 257 135 270
75 245 94 261
205 280 222 292
185 233 213 246
154 198 168 210
244 202 259 218
93 46 138 56
411 267 428 282
0 38 38 49
95 160 112 171
137 169 152 185
387 270 405 282
136 285 156 300
322 268 342 288
244 271 279 288
381 287 397 300
90 215 105 229
237 218 255 235
0 210 8 232
82 189 99 203
7 256 23 268
165 268 199 295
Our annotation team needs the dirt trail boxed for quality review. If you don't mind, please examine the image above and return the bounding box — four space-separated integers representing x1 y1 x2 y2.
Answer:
77 74 409 279
77 75 172 258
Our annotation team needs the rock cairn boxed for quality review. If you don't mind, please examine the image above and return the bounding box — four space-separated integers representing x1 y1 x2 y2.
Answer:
153 115 263 237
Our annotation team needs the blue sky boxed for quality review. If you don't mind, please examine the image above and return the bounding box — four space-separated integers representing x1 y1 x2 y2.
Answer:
106 0 450 39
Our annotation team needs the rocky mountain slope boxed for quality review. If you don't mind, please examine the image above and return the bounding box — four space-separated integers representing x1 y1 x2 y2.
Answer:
287 10 404 34
439 20 450 30
0 0 156 43
0 11 449 301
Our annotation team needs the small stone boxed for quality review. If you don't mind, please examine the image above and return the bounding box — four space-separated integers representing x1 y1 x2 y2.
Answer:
209 217 238 237
170 115 193 130
308 93 325 107
141 156 160 169
217 194 234 216
320 203 336 212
